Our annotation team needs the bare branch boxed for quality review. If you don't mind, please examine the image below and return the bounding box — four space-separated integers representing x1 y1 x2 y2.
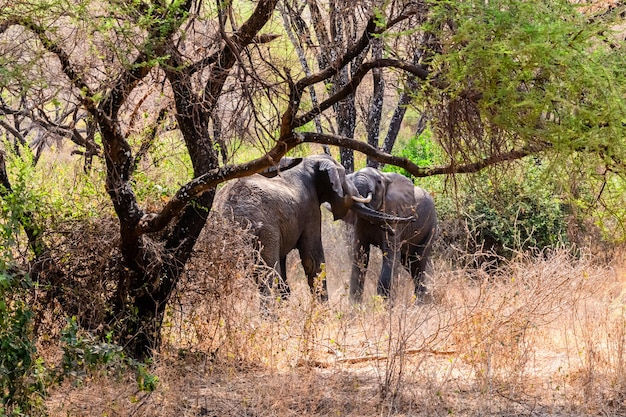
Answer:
139 127 551 235
293 58 430 128
136 137 295 234
132 107 169 173
0 119 26 145
296 132 550 177
293 11 419 93
203 0 280 110
19 19 96 110
100 0 195 119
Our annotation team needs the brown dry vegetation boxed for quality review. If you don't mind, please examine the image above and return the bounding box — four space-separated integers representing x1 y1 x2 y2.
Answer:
39 211 626 417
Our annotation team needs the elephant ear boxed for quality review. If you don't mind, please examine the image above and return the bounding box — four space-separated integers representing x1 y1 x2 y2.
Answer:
259 157 303 178
383 172 418 215
319 158 344 197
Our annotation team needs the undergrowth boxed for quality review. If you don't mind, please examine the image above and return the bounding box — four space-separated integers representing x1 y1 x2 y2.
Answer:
3 145 626 416
42 215 626 416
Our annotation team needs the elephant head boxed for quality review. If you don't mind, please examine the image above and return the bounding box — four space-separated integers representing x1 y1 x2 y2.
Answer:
348 167 391 210
315 157 379 221
344 167 438 303
266 155 409 224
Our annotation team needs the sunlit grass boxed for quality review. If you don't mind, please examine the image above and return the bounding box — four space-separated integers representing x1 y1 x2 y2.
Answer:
44 212 626 416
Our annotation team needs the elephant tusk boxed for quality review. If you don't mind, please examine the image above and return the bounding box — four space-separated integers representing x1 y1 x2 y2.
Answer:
351 192 372 204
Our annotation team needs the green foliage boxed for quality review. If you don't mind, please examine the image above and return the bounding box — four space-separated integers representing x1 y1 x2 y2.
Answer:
425 0 626 171
131 360 159 392
0 148 43 264
383 129 441 176
60 318 158 393
383 130 570 256
3 143 109 232
60 318 124 379
0 274 47 416
572 165 626 244
0 143 159 414
0 149 48 415
448 162 570 258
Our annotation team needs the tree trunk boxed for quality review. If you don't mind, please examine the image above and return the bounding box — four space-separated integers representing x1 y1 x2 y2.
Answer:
115 0 279 358
381 91 413 155
307 0 360 171
120 189 215 359
366 38 384 168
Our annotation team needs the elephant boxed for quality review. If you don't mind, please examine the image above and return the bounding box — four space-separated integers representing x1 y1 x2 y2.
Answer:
345 167 438 303
213 154 408 303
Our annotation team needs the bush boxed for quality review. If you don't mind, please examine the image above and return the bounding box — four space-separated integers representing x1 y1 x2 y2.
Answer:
60 317 159 393
0 272 47 417
0 150 48 416
438 162 571 267
382 130 570 264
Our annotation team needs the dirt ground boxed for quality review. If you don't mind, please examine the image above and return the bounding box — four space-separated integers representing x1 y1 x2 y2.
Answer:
45 216 626 416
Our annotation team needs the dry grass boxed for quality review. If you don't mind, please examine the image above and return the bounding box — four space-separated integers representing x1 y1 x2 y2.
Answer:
45 214 626 416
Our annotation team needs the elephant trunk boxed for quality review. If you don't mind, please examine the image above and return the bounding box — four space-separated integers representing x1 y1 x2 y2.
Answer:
352 202 414 224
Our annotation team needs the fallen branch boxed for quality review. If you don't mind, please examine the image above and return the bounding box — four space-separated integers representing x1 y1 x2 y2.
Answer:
297 348 457 368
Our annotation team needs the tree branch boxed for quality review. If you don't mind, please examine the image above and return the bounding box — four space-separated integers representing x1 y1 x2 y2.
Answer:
293 58 430 128
100 0 194 119
292 10 419 94
202 0 279 111
19 19 96 110
137 128 550 235
0 119 26 145
136 137 295 234
296 132 550 177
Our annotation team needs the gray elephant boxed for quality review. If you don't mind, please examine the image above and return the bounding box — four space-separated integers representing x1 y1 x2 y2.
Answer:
214 154 406 302
345 167 438 303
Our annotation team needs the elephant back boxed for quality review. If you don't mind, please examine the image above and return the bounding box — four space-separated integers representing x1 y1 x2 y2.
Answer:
213 179 267 233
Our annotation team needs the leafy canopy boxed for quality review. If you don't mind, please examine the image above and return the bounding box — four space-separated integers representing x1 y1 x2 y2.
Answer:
425 0 626 169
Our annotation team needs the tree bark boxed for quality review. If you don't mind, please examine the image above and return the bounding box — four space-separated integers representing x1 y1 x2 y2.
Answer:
366 37 384 168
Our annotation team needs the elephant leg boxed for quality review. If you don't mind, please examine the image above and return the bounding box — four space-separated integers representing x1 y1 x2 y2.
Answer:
253 250 272 299
298 241 328 302
257 250 283 308
378 244 399 299
276 256 291 300
255 268 272 299
350 241 369 303
406 251 426 302
254 266 276 314
408 235 435 303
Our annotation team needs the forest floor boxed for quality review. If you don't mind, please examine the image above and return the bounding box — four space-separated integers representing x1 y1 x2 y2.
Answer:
44 218 626 416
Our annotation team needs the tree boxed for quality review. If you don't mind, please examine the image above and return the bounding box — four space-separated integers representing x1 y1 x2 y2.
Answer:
423 0 626 173
280 0 434 171
0 0 624 359
0 0 432 358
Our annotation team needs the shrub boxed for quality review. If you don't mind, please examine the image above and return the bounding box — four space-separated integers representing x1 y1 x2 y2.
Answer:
438 162 571 267
0 150 48 416
60 317 159 392
0 272 48 417
383 129 440 176
382 130 570 263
